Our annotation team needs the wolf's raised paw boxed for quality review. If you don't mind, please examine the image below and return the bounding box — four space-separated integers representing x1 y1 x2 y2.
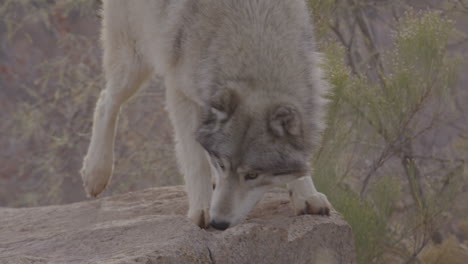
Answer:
188 207 210 229
81 168 110 198
80 157 112 198
289 191 331 216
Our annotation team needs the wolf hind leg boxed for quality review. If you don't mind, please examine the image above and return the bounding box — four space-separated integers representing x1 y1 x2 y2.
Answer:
81 45 151 198
165 86 212 228
287 175 331 216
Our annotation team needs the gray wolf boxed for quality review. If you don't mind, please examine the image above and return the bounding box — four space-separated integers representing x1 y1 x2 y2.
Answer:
81 0 331 230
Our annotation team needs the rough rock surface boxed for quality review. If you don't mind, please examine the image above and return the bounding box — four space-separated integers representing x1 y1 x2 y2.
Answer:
0 186 355 264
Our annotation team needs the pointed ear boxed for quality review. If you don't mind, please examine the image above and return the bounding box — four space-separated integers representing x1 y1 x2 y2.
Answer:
268 105 302 137
196 90 237 151
210 89 238 117
198 89 238 132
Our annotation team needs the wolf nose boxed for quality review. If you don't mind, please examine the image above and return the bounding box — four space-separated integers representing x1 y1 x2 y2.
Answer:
210 220 230 230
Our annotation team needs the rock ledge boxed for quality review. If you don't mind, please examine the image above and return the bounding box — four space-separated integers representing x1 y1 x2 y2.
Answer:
0 186 355 264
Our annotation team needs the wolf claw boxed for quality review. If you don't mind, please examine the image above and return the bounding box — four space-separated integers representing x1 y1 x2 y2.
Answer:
290 192 331 216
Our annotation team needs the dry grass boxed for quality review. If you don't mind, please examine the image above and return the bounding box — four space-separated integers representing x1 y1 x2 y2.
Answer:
419 236 468 264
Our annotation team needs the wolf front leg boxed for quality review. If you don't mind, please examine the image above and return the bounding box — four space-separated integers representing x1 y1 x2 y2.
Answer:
287 175 332 216
165 85 212 228
81 38 151 197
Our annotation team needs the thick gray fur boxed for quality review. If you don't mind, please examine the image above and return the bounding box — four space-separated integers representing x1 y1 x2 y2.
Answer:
81 0 331 229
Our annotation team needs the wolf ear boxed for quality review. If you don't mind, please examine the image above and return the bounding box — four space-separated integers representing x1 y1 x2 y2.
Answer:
268 105 302 137
196 90 237 151
199 89 238 131
204 89 238 125
209 89 238 118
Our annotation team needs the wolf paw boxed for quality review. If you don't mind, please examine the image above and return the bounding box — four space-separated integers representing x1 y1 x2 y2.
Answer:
290 191 331 216
80 157 112 198
188 207 210 229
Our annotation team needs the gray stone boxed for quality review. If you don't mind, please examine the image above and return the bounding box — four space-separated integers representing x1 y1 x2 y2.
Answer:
0 186 355 264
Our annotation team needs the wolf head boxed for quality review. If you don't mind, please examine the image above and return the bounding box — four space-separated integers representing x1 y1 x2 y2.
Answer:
196 88 315 229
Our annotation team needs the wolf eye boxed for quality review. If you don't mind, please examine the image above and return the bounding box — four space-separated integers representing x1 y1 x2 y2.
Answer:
244 173 259 181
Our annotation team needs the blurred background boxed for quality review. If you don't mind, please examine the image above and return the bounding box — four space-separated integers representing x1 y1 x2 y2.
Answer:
0 0 180 207
0 0 467 263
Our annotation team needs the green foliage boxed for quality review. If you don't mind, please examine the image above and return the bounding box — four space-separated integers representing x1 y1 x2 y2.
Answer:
395 10 453 73
314 147 398 263
342 10 458 142
312 4 464 263
313 42 390 263
307 0 337 38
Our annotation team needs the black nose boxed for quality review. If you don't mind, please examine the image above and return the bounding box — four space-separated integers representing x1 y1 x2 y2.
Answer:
210 220 230 230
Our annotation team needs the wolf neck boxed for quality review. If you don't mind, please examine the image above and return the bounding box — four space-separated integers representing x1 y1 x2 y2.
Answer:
211 20 310 95
197 0 313 99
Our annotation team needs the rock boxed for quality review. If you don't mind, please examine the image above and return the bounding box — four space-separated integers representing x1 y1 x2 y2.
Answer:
0 186 355 264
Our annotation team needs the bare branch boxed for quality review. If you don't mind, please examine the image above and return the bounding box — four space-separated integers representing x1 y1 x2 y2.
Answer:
328 19 359 76
359 144 395 196
347 0 387 88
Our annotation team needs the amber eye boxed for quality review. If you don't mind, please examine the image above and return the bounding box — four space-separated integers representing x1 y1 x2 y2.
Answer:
244 173 259 181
